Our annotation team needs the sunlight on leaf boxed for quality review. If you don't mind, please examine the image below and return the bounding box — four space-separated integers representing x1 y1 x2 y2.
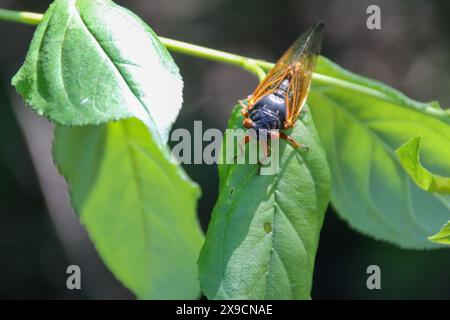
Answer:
13 0 204 299
12 0 182 143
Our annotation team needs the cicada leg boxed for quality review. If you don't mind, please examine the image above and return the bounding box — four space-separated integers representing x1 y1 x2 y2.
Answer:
239 100 249 117
259 139 271 159
283 120 294 129
271 131 309 151
242 117 253 129
233 134 253 161
256 139 274 175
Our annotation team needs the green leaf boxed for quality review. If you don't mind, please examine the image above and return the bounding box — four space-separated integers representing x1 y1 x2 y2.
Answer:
428 221 450 245
12 0 182 143
13 0 203 299
198 105 331 299
53 118 204 299
309 57 450 249
396 137 450 193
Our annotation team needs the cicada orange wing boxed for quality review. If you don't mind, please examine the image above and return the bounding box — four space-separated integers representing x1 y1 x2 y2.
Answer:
248 21 324 127
284 21 324 127
247 60 290 109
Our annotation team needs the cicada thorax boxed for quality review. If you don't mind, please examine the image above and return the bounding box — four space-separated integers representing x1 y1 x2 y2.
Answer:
247 79 290 135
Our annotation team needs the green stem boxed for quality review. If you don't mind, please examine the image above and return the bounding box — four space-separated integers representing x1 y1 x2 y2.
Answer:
159 37 267 81
0 9 43 25
0 8 398 103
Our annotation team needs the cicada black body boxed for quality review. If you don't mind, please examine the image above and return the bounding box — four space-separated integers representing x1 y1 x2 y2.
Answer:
239 21 325 150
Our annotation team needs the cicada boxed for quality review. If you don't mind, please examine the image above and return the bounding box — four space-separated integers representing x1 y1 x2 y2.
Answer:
239 21 324 151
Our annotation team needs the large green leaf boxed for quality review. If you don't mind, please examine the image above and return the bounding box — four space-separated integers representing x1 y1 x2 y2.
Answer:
198 105 330 299
396 137 450 193
53 118 204 299
12 0 182 143
12 0 203 299
309 57 450 249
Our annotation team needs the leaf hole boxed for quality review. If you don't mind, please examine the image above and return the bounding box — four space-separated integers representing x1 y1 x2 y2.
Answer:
263 222 272 234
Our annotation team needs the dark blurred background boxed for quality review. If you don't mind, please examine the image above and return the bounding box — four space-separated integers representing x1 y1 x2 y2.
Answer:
0 0 449 299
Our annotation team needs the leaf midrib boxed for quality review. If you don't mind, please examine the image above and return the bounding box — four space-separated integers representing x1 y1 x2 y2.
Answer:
263 148 313 299
73 3 162 143
119 122 152 294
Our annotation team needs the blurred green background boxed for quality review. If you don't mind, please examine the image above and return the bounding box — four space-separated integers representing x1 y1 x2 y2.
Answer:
0 0 449 299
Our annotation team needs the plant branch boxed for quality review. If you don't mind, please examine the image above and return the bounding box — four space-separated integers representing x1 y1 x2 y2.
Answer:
0 8 402 103
0 9 43 25
159 37 267 81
